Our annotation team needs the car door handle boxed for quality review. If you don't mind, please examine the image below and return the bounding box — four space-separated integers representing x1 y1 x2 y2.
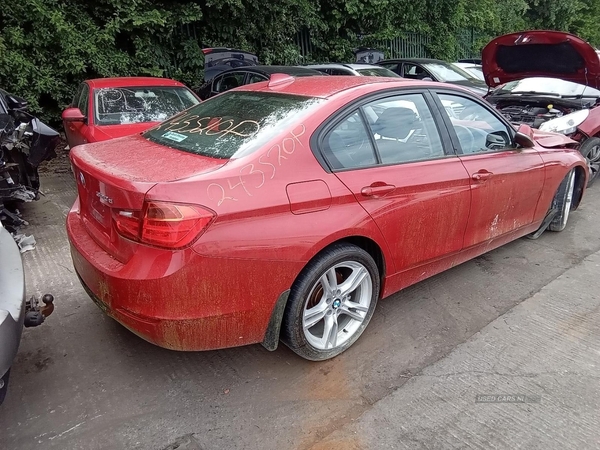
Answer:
361 183 396 197
472 170 493 181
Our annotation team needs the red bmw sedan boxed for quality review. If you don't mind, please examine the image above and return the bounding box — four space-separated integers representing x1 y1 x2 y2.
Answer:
67 75 588 361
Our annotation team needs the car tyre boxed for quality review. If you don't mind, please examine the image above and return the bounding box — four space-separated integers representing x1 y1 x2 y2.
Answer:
548 169 576 232
0 369 10 405
281 243 380 361
579 137 600 187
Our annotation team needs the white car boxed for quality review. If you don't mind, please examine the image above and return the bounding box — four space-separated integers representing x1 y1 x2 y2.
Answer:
303 63 401 77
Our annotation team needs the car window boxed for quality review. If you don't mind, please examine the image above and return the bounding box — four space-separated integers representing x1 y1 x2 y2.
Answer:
438 93 514 154
356 68 400 77
363 94 446 164
94 86 199 126
145 91 324 159
215 73 246 93
77 84 90 117
322 111 378 170
248 74 268 84
380 63 400 74
329 68 352 76
210 75 223 94
403 64 430 80
424 63 477 82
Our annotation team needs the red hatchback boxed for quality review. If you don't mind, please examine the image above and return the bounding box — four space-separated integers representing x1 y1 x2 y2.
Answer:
67 75 588 361
61 77 199 149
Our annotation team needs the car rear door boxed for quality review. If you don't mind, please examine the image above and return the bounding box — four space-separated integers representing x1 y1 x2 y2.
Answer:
432 91 546 247
319 91 472 273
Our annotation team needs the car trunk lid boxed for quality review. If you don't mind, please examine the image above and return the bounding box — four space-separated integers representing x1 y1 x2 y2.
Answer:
70 134 226 262
482 31 600 88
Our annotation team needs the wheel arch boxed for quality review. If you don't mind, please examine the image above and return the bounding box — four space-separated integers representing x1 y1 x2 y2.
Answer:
261 234 388 352
572 164 587 210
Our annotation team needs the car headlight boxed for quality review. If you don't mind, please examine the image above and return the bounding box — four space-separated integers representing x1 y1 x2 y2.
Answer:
539 109 589 135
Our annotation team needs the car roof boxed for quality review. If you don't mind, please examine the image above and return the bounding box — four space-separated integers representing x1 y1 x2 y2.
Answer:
86 77 186 89
381 58 446 64
236 75 444 98
244 65 324 76
305 63 384 70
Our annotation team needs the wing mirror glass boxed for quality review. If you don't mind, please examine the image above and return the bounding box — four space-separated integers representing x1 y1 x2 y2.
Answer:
486 131 510 150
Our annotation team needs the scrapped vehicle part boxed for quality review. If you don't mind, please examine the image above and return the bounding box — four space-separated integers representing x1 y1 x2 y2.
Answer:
67 75 587 361
483 31 600 186
13 233 36 253
0 89 59 230
62 78 200 149
0 220 54 405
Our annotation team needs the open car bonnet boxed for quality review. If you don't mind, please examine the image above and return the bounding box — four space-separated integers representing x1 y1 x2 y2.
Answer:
482 31 600 89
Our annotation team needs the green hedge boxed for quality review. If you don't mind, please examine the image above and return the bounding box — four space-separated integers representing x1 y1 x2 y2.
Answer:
1 0 598 124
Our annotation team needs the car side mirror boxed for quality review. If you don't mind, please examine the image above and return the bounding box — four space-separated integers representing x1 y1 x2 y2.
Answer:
514 124 535 148
62 107 86 123
422 77 433 81
6 94 28 111
486 131 510 150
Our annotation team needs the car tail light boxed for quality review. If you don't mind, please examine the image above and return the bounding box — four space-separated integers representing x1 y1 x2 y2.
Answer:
114 202 215 249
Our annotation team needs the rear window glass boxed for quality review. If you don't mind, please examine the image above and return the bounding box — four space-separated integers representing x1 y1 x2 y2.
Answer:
94 86 199 126
144 91 323 159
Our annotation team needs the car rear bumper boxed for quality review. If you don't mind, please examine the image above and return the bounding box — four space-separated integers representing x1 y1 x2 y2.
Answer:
67 205 302 351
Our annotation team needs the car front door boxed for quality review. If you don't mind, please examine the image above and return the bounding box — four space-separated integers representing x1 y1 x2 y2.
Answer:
434 91 546 247
64 83 91 148
320 91 472 273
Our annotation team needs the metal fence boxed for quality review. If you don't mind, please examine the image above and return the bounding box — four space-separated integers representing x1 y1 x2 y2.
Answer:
294 29 484 63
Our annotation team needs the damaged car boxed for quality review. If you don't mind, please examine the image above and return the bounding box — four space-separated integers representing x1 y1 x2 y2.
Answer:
1 89 60 229
67 75 587 361
483 30 600 184
61 77 200 149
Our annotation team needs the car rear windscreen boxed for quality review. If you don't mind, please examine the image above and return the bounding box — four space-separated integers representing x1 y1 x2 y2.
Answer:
144 91 323 159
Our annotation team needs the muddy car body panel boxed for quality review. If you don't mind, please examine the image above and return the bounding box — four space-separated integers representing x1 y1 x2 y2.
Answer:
67 76 588 357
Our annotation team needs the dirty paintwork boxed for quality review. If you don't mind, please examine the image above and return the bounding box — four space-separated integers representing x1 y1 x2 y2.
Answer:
67 76 588 353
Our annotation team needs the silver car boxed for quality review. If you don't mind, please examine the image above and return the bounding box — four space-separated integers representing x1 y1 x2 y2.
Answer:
0 221 53 405
303 63 401 77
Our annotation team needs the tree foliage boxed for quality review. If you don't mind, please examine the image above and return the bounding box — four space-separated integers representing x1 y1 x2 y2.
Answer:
1 0 599 122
